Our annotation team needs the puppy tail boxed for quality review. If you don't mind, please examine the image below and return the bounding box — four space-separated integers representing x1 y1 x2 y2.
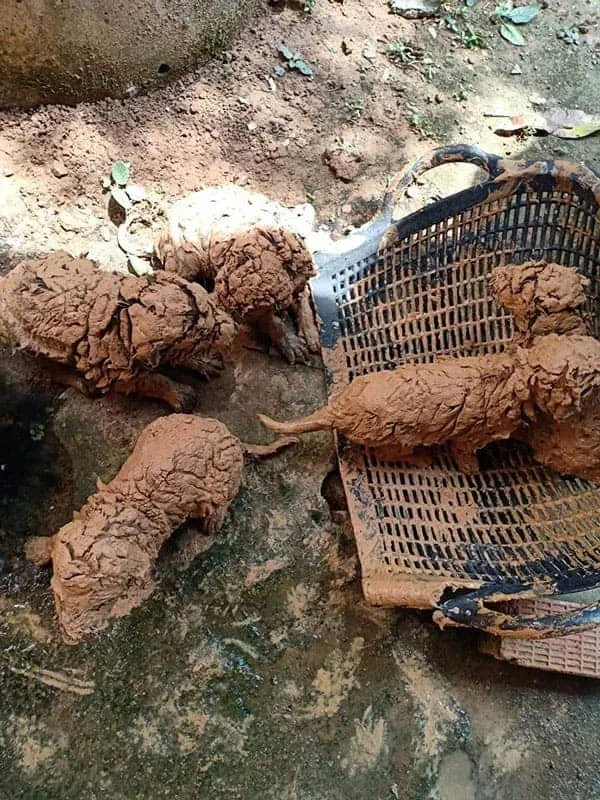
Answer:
257 407 333 435
242 435 299 461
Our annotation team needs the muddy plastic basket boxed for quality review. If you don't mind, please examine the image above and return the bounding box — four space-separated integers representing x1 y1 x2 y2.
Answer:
480 598 600 676
310 144 600 638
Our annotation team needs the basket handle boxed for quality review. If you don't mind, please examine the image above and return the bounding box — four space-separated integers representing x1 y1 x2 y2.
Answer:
385 144 600 210
385 144 505 207
433 592 600 639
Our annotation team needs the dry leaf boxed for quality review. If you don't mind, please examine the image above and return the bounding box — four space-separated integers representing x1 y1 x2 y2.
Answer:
493 106 600 139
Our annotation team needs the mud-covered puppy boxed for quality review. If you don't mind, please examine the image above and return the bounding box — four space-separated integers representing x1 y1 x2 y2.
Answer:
259 335 600 478
0 251 236 409
26 414 296 643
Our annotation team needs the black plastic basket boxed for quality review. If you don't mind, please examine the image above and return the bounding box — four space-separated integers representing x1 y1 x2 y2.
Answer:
310 144 600 638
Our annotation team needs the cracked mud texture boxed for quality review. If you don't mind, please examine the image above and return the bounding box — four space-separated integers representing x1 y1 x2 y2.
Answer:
489 261 591 339
0 252 236 407
155 186 317 361
261 334 600 483
26 415 246 644
2 0 600 797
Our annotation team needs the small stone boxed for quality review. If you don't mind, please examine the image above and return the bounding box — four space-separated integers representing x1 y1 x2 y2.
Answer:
362 40 376 61
510 64 523 75
189 100 203 115
51 159 69 178
2 168 14 178
342 204 352 214
405 186 419 199
341 39 354 55
434 93 443 104
247 121 258 132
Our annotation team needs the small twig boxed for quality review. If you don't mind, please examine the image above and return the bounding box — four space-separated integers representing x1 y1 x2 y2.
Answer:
8 664 95 696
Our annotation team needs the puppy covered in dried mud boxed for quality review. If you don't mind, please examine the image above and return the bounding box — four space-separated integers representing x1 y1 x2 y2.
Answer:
260 261 600 483
25 415 296 643
489 260 591 339
489 261 600 483
0 252 236 409
155 185 319 364
260 335 600 478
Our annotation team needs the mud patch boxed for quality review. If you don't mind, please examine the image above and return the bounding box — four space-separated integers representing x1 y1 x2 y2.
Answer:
10 716 65 774
436 750 476 800
0 598 52 643
302 636 364 719
394 650 467 767
341 705 387 777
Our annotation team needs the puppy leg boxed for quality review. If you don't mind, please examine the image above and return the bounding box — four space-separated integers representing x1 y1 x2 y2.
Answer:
372 444 433 466
295 286 321 354
449 441 480 474
114 373 196 411
41 362 94 398
249 310 310 365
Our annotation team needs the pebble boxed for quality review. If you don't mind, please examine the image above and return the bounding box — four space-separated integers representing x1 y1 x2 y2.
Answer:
511 64 523 75
51 159 69 178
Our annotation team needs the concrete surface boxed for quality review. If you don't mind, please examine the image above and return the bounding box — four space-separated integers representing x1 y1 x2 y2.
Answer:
1 340 600 800
0 0 261 107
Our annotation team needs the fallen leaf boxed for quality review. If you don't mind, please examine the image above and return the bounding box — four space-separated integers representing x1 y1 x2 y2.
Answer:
493 106 600 139
111 160 130 186
278 43 294 61
292 59 314 78
500 22 525 46
389 0 441 18
504 4 541 24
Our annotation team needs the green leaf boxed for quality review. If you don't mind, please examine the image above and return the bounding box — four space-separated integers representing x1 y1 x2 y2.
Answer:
500 22 525 45
292 59 314 78
505 4 540 23
111 160 130 186
128 255 153 276
278 43 294 61
110 185 132 209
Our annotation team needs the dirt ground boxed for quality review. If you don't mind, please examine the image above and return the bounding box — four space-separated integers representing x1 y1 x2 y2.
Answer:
1 1 600 798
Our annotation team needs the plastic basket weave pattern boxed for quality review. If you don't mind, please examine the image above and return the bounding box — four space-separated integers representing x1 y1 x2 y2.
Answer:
480 598 600 676
311 145 600 637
